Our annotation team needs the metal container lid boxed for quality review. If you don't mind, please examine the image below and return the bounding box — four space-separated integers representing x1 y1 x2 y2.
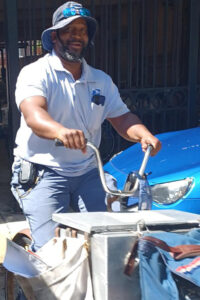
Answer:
53 210 200 234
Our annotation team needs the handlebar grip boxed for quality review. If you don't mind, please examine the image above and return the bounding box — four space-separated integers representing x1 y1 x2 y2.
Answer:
55 138 64 146
138 144 153 177
147 144 153 154
54 138 88 147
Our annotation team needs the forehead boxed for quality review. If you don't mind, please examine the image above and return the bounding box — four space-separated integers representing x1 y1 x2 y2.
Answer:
63 18 87 29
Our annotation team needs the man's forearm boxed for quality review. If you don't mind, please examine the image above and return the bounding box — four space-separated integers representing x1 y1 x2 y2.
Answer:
20 98 87 152
24 107 64 140
20 97 65 140
122 123 154 143
108 112 146 142
108 112 161 155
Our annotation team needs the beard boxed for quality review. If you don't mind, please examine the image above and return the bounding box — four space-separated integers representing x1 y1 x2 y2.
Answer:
58 39 88 63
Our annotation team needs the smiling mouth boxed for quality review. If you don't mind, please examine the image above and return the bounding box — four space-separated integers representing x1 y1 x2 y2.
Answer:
68 41 84 49
70 43 82 49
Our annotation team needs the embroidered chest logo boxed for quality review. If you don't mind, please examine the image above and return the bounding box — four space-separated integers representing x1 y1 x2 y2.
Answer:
91 89 105 106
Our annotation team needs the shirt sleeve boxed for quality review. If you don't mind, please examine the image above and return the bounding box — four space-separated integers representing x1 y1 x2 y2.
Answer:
103 74 130 118
15 62 47 109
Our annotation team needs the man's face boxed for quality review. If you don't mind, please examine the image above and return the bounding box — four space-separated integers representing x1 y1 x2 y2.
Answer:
52 18 89 62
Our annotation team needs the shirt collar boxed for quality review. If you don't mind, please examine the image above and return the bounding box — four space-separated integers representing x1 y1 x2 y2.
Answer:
49 50 96 83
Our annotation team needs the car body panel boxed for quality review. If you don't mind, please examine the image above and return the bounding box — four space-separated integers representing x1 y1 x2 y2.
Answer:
104 127 200 213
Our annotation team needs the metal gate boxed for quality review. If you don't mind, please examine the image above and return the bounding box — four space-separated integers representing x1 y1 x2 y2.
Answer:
2 0 200 161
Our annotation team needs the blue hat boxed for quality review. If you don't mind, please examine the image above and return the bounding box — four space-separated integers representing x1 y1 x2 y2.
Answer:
41 1 97 52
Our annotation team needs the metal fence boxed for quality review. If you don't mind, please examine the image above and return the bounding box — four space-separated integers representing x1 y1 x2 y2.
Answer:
2 0 200 161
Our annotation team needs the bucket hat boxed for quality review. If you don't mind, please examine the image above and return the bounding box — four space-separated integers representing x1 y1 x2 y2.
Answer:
41 1 97 52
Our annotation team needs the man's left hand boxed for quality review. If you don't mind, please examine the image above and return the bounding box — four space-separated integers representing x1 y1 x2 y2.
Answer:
140 135 162 156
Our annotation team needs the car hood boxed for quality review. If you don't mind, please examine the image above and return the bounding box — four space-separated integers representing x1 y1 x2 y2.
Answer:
104 127 200 188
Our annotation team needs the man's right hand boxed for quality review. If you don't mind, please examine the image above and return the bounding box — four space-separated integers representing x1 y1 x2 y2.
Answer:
57 128 87 153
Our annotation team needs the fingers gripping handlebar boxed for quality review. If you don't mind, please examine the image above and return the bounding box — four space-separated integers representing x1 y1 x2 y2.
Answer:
55 138 152 197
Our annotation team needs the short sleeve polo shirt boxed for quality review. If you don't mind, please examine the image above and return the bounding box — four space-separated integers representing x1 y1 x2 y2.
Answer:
14 51 129 176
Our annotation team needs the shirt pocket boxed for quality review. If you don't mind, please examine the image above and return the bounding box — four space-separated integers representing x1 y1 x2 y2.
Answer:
87 102 105 132
87 85 106 131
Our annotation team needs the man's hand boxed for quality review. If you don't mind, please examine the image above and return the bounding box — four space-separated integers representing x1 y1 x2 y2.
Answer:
140 135 161 156
57 128 87 153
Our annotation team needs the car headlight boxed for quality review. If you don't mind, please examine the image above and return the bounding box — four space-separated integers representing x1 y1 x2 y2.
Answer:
151 178 193 205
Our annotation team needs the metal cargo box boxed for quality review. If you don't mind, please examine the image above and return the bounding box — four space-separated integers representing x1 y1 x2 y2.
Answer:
53 210 200 300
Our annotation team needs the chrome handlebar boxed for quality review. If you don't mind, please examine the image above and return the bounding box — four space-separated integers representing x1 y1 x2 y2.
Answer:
55 139 152 197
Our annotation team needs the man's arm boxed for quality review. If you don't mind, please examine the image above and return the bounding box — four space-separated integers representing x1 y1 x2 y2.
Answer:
19 96 87 152
107 112 161 156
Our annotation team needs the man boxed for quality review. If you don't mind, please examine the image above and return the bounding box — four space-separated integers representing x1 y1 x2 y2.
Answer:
11 1 161 251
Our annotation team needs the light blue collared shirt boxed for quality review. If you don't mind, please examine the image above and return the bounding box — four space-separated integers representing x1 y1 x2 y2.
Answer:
14 51 129 176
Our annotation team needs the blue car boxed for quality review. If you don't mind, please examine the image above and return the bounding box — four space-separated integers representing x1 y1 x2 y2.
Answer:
104 127 200 214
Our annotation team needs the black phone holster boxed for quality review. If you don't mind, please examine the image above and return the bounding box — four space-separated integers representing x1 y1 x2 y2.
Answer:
18 160 37 186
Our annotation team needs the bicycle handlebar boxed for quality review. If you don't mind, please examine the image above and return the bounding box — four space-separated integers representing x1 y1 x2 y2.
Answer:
54 139 152 197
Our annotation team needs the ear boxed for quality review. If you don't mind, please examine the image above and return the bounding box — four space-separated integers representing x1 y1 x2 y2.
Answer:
51 31 57 44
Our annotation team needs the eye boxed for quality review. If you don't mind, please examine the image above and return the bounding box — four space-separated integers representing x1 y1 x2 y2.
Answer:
79 28 88 35
59 26 88 36
60 27 72 34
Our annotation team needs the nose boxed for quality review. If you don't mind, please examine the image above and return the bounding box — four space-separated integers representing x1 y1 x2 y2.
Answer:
71 29 81 38
71 28 87 39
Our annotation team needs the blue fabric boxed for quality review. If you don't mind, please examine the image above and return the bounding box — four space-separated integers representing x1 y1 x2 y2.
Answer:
11 160 106 251
124 172 152 210
138 176 152 210
138 230 200 300
138 241 179 300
